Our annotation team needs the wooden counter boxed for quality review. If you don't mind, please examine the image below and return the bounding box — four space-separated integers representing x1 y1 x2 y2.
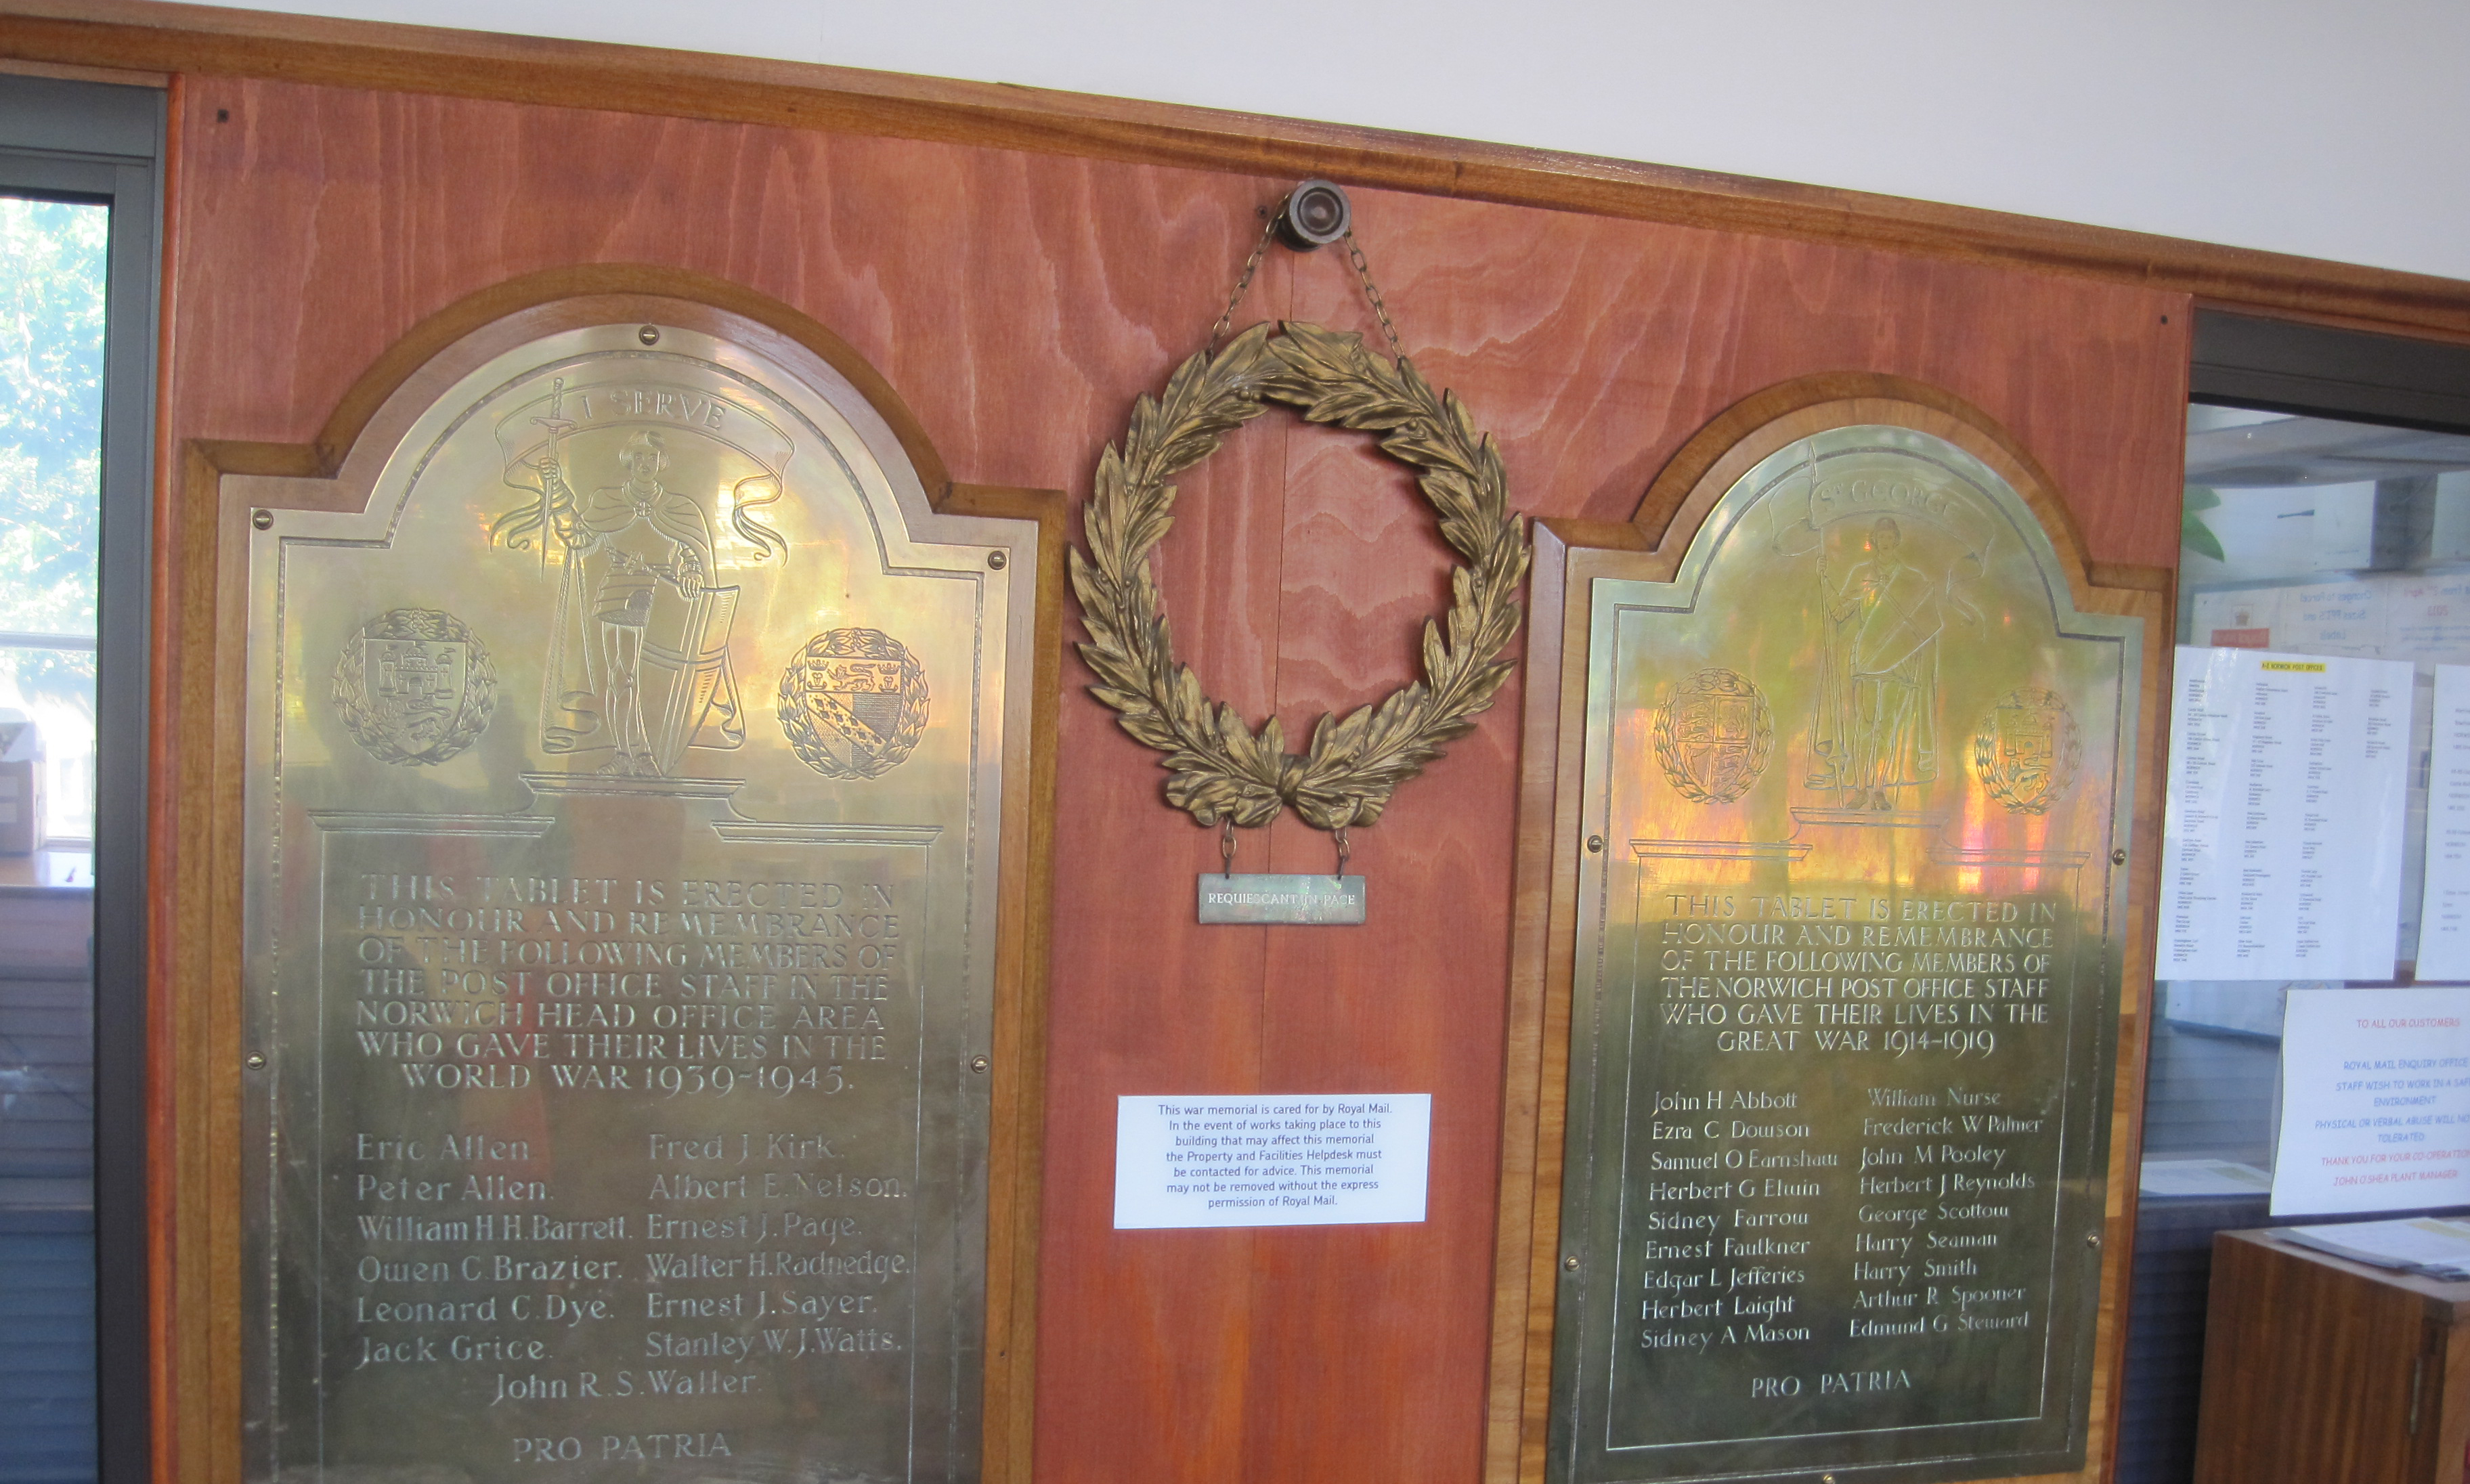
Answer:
2196 1227 2470 1484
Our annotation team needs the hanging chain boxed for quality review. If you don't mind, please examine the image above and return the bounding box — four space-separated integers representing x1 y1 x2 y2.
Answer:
1207 213 1281 353
1211 201 1408 360
1341 229 1405 359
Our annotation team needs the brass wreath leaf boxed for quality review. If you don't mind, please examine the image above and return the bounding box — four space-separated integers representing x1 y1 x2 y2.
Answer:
1067 320 1531 832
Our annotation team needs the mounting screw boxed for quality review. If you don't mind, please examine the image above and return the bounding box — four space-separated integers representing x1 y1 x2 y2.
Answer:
1824 1475 1838 1484
1586 835 1605 854
1274 179 1351 251
252 509 274 530
2085 1232 2102 1248
638 324 660 346
1562 1254 1580 1271
987 550 1008 570
2110 848 2127 866
970 1055 989 1073
245 1053 267 1070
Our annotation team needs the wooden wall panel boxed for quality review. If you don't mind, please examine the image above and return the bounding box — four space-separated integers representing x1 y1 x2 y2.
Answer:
164 75 2190 1483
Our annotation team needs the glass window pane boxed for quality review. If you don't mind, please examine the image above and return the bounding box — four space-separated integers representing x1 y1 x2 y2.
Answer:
0 192 106 1484
0 195 103 848
2117 404 2470 1484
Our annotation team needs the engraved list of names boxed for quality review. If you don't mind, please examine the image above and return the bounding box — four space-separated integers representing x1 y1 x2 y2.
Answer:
323 846 919 1470
1607 886 2082 1463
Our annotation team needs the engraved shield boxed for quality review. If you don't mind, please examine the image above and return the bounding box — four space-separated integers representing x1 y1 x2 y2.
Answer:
779 628 931 780
1973 686 2081 815
1653 668 1773 804
331 607 496 766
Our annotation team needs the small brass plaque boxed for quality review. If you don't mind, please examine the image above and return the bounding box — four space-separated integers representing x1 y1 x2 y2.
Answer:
1550 427 2138 1483
1195 873 1367 924
242 312 1028 1481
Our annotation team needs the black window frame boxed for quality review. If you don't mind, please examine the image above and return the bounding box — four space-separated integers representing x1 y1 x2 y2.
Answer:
2192 307 2470 435
0 69 162 1484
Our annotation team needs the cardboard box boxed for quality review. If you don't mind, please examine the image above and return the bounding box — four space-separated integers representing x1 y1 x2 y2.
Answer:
0 720 45 855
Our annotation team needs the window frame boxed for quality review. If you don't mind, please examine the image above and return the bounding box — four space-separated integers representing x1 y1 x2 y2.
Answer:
2193 308 2470 435
0 70 163 1484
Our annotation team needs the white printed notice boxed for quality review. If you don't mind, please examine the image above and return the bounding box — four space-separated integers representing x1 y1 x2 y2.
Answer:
2273 988 2470 1215
1113 1093 1431 1229
2159 645 2412 980
2418 665 2470 980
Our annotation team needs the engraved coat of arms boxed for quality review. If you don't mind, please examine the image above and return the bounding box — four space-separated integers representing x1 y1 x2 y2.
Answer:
331 607 498 766
1653 668 1773 804
778 628 930 779
1971 686 2081 815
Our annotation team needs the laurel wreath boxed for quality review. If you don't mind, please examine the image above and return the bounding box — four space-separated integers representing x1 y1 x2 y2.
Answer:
331 607 499 766
1068 321 1530 831
778 628 930 780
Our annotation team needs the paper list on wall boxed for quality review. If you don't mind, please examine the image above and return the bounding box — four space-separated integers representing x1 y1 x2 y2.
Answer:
2159 645 2412 980
2416 665 2470 980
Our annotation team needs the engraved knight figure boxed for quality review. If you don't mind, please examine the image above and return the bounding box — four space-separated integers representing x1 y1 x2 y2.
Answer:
1810 515 1944 810
492 378 787 776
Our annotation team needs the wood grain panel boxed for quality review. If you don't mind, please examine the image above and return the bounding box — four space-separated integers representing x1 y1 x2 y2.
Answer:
1031 265 1295 1481
154 73 2192 1484
1299 188 2190 568
8 0 2470 341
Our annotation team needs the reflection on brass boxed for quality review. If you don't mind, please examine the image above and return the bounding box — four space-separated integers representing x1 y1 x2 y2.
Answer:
1548 426 2140 1484
1069 320 1528 833
492 382 787 778
244 314 1025 1483
1805 504 1966 810
331 608 500 766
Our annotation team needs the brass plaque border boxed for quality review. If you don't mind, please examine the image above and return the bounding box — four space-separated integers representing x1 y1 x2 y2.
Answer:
1483 373 2171 1484
172 267 1062 1484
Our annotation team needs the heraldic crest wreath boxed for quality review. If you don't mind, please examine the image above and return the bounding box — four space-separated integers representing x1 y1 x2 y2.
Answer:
1069 319 1530 834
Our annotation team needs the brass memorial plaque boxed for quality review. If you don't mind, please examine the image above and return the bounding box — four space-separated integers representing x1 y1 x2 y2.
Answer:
242 308 1031 1481
1550 426 2139 1483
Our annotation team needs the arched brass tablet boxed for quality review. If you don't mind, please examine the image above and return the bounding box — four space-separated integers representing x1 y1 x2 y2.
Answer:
236 294 1042 1483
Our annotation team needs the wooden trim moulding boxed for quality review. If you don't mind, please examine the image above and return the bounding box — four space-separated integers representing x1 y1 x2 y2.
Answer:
163 265 1061 1484
1484 372 2173 1484
3 0 2470 339
0 53 169 86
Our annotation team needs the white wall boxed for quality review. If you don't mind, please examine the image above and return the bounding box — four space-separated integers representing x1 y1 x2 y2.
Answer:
224 0 2470 283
